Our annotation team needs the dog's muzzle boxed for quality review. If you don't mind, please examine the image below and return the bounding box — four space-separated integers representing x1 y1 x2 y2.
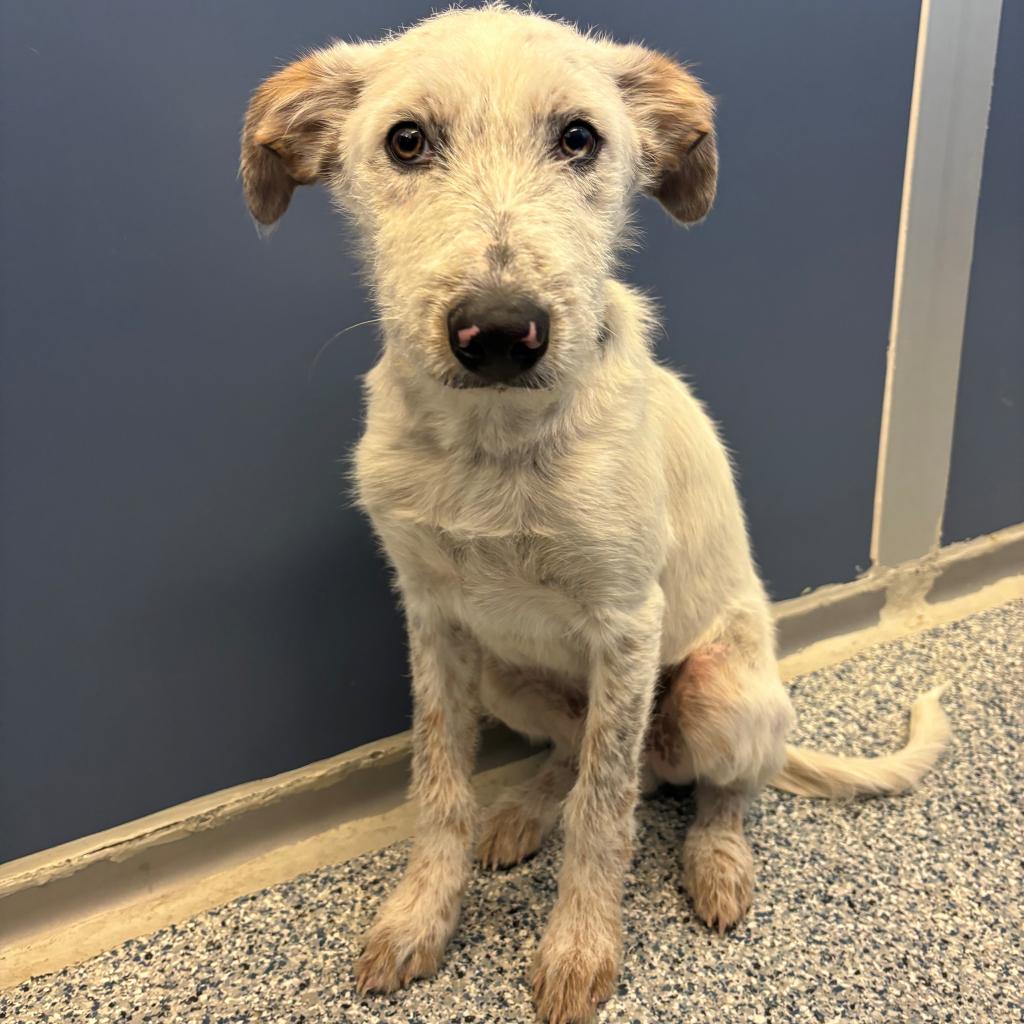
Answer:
447 293 550 384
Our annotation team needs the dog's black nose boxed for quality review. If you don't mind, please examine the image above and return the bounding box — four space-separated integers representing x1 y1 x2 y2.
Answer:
447 294 549 383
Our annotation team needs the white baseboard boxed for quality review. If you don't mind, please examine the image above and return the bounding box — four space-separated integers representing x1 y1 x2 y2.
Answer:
2 521 1022 987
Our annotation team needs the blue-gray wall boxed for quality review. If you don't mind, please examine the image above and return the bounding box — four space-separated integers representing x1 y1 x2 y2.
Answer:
0 1 918 861
943 0 1024 544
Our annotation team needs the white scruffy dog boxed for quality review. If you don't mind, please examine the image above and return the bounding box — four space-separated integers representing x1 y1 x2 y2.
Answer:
241 8 949 1022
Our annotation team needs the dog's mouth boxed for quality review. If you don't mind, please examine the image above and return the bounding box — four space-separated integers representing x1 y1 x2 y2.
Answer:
440 369 554 391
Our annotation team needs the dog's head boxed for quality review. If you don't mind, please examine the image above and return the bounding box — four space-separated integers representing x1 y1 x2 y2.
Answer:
241 7 716 391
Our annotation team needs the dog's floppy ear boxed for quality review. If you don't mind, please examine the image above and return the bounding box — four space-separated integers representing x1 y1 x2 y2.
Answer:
610 45 718 225
240 45 365 227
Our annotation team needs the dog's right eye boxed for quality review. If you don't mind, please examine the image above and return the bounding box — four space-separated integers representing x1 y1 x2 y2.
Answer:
387 122 432 165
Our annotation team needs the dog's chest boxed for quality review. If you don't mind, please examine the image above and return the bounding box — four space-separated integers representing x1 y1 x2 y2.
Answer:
406 527 594 670
356 433 661 671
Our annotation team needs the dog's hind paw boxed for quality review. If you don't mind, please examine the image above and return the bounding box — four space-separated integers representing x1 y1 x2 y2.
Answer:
681 824 755 933
476 802 546 869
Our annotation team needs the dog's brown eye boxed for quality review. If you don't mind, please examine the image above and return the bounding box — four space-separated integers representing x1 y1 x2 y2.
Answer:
559 121 598 160
387 122 431 164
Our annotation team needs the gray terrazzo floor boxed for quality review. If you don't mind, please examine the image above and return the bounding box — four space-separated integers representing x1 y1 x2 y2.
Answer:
4 600 1022 1024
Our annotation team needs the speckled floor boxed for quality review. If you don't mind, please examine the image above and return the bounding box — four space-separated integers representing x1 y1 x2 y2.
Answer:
4 600 1022 1024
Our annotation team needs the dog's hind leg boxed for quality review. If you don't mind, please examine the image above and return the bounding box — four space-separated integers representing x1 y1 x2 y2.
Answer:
477 657 583 869
648 615 793 933
680 782 755 933
477 750 576 868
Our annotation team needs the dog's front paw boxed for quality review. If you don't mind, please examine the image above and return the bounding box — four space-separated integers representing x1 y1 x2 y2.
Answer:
681 824 755 933
477 802 545 869
354 860 465 994
531 917 620 1023
354 919 447 994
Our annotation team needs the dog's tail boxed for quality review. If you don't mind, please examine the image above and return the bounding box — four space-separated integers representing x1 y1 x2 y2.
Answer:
770 684 951 799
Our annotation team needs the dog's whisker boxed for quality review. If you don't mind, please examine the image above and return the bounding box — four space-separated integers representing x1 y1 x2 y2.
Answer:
307 316 399 380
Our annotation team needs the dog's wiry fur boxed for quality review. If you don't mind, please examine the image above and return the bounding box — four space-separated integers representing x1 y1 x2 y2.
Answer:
241 8 951 1022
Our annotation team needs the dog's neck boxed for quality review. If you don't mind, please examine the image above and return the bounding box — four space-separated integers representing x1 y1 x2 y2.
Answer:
370 279 655 461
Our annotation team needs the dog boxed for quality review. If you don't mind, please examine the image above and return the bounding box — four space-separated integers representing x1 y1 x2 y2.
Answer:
240 7 951 1022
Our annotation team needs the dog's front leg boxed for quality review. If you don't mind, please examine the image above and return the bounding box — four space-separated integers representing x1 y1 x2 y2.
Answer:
532 587 664 1024
355 605 481 994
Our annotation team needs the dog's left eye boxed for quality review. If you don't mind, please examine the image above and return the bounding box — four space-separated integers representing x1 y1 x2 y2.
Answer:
559 121 599 160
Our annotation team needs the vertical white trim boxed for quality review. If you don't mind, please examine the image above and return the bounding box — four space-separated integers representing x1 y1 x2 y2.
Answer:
871 0 1003 568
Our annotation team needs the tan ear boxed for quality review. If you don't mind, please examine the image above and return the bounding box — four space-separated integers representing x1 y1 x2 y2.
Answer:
612 46 718 224
240 45 364 226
